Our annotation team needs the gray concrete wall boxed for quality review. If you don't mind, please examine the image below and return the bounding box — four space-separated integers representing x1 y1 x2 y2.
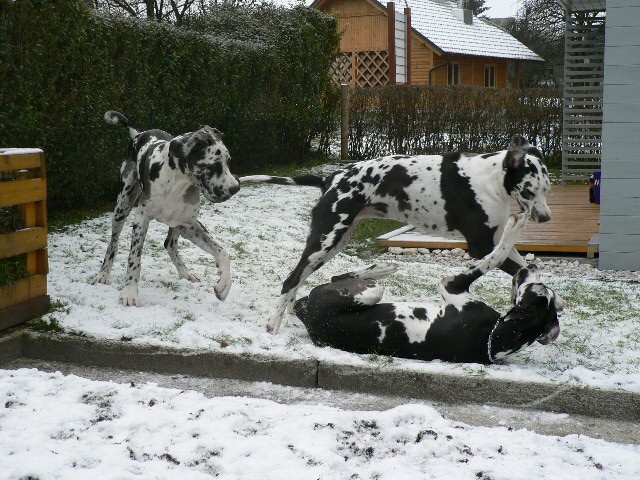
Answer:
600 0 640 270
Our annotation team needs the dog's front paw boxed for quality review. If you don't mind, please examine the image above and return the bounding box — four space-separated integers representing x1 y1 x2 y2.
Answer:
214 277 231 301
266 317 279 335
119 284 141 307
511 212 529 234
503 213 528 241
89 270 111 285
179 270 201 283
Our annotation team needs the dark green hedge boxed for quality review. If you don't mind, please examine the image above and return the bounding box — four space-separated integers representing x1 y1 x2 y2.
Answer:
0 0 339 210
349 85 562 166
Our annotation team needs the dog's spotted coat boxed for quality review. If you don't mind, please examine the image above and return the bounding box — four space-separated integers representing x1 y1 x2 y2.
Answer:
90 111 240 306
294 214 564 364
241 136 552 334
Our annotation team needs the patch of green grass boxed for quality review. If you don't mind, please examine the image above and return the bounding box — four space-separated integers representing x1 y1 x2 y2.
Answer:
344 219 405 258
48 203 114 232
231 241 248 258
0 255 29 286
286 335 301 348
206 333 253 348
159 280 179 292
30 299 71 332
30 317 64 333
366 350 395 366
0 207 30 285
0 206 23 234
243 156 334 178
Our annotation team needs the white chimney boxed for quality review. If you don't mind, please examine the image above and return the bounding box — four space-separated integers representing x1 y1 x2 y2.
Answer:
453 0 473 25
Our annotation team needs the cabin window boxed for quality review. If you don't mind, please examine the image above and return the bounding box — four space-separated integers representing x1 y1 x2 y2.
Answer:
484 65 496 88
448 63 460 85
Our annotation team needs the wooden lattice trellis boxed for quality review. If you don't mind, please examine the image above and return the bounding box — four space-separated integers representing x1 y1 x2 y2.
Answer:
332 51 389 87
562 12 605 181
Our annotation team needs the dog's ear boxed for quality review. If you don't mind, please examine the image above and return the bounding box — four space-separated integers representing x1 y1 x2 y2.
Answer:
504 135 531 169
169 134 191 159
511 265 537 305
198 125 223 140
507 285 551 330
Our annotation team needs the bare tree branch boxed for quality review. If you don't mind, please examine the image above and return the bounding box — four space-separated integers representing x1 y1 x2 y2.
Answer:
91 0 202 23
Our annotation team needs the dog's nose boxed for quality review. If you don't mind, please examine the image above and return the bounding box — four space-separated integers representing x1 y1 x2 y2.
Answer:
531 210 551 223
229 183 240 196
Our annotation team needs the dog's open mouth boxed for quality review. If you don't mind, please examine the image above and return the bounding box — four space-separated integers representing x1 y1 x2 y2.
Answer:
519 203 551 223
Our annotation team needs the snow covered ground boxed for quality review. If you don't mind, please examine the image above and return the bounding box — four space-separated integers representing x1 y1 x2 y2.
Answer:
40 165 640 393
1 368 639 480
3 163 640 478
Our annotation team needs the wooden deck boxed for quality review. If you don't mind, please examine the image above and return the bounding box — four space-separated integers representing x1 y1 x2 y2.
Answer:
377 185 601 257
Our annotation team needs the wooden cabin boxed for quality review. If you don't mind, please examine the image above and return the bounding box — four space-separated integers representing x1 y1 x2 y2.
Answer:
310 0 544 88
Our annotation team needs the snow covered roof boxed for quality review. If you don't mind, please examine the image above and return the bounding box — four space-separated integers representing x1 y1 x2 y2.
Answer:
405 0 543 61
303 0 543 62
556 0 606 12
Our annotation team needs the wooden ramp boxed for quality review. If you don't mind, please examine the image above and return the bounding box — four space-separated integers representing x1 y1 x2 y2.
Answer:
377 185 601 257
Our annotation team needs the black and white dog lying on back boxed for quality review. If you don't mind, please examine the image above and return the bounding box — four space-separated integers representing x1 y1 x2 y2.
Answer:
90 111 240 306
241 135 553 334
294 214 563 364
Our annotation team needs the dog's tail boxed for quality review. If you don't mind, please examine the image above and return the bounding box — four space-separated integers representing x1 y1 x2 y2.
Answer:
104 111 139 140
239 174 326 192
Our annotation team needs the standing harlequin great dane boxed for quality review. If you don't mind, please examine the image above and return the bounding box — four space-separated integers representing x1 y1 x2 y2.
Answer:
293 213 564 364
90 111 240 306
241 136 553 334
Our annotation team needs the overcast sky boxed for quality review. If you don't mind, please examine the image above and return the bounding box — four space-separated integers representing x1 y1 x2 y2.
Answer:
483 0 522 17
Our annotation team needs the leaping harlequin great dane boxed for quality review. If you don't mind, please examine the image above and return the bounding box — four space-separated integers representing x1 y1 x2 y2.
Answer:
241 136 553 334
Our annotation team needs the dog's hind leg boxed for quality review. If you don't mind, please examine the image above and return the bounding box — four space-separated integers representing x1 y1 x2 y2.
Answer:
179 222 231 301
330 263 398 282
296 263 395 320
268 193 363 334
299 277 384 317
90 162 140 285
164 227 200 282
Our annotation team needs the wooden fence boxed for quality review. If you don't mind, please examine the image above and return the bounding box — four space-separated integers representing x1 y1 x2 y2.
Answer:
0 148 49 331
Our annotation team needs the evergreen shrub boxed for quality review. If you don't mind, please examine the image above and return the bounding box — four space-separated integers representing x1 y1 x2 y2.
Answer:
348 85 562 166
0 0 339 210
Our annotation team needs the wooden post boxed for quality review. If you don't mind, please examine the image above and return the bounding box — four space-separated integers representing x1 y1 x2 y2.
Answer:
387 2 396 85
405 7 412 84
341 83 349 161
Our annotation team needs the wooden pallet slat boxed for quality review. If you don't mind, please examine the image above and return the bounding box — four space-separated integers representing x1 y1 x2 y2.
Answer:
0 177 46 208
0 274 47 310
0 227 48 260
0 152 44 172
